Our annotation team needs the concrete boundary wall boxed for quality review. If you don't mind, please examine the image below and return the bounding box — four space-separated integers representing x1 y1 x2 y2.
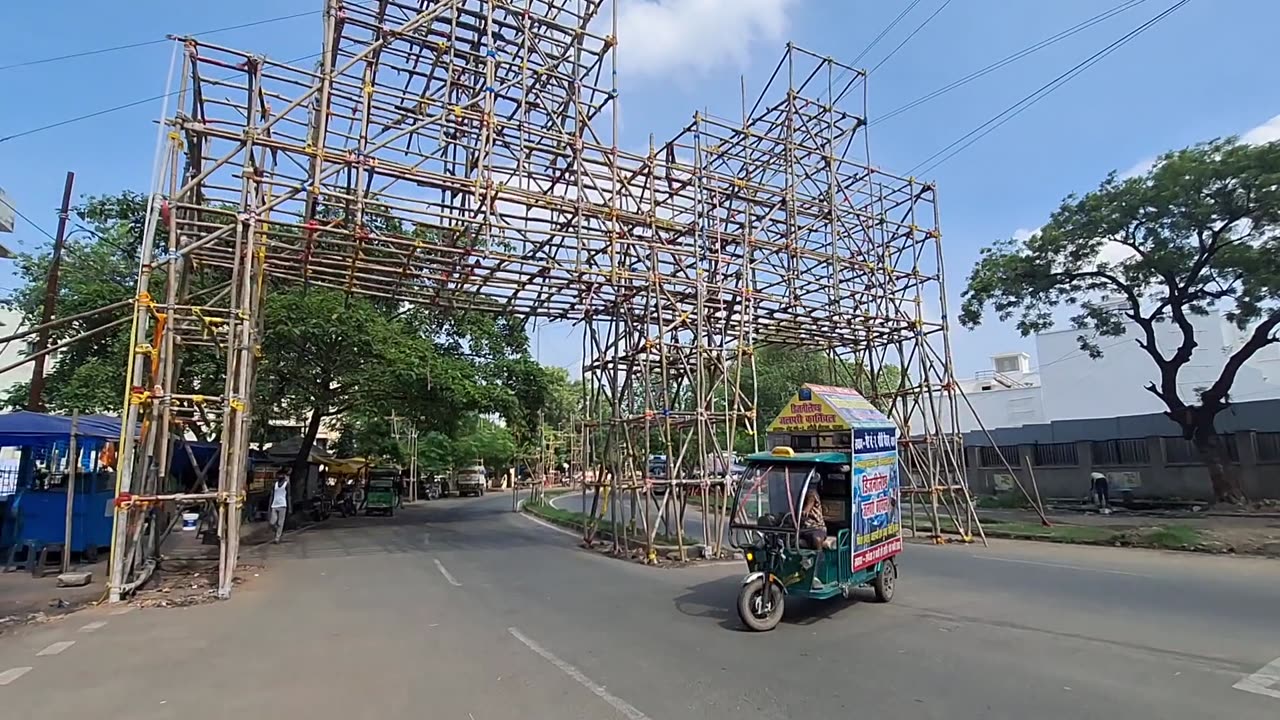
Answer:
960 399 1280 500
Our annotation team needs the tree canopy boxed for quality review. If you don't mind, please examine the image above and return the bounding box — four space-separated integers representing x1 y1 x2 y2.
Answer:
732 344 903 454
5 191 152 411
960 137 1280 502
3 191 575 475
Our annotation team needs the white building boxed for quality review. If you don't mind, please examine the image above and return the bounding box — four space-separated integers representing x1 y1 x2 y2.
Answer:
941 311 1280 434
0 308 33 399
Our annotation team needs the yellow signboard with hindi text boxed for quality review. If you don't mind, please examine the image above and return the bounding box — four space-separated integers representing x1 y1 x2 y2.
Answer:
766 392 851 432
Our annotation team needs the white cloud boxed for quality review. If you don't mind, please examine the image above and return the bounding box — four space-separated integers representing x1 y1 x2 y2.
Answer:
1010 226 1135 268
1118 114 1280 181
1241 113 1280 145
1119 156 1156 180
1096 240 1136 267
612 0 795 77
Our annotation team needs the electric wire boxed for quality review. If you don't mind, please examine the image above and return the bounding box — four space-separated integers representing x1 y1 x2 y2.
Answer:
0 9 323 72
908 0 1192 177
873 0 1150 125
867 0 956 76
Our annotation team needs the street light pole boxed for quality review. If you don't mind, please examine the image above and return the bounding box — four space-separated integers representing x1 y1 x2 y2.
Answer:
28 171 75 411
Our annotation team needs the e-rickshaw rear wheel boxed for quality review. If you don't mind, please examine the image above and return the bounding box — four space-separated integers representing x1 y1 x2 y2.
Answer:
737 577 785 632
873 558 897 603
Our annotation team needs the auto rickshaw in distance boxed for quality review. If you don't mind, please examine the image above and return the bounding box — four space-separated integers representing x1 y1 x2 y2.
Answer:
729 384 903 631
365 468 399 516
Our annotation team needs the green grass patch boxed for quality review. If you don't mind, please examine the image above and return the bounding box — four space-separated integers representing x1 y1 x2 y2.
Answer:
671 491 730 509
910 516 1208 551
522 498 696 547
974 493 1033 509
1114 524 1205 550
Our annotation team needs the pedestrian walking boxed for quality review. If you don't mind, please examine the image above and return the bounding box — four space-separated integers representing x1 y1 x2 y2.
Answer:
270 470 291 543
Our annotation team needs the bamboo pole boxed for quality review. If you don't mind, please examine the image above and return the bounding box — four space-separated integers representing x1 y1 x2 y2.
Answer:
61 412 79 575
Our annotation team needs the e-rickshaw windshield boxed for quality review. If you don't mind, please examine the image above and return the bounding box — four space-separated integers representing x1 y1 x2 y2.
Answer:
728 462 816 538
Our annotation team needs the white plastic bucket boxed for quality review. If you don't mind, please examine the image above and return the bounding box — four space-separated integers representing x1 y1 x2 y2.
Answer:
181 512 200 531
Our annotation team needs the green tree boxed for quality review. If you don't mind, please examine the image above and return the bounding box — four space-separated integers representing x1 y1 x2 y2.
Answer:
414 431 457 473
960 138 1280 503
747 345 903 423
456 416 517 470
256 286 496 480
3 191 566 471
3 191 226 416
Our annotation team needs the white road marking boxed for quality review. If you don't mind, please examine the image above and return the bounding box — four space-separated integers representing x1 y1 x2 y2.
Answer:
968 554 1148 577
0 667 32 685
518 508 582 539
508 627 650 720
37 641 75 656
1234 657 1280 700
110 607 134 616
434 559 462 587
78 621 107 633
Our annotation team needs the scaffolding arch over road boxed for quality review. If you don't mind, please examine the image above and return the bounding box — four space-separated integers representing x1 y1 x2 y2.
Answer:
109 0 978 600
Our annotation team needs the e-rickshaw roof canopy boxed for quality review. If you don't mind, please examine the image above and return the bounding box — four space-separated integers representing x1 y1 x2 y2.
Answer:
766 384 896 433
744 450 848 465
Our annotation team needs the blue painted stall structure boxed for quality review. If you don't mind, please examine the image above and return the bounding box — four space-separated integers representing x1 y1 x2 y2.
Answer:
0 411 125 558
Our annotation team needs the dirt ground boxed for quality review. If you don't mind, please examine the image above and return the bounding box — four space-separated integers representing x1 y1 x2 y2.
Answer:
979 506 1280 555
0 517 279 633
0 566 107 635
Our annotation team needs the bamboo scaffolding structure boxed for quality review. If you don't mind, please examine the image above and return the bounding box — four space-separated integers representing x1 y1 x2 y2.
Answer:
110 0 979 596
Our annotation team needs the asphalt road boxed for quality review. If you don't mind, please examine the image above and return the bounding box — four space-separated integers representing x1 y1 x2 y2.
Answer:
553 490 723 545
2 494 1279 719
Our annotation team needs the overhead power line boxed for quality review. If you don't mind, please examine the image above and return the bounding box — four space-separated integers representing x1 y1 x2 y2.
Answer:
868 0 956 76
874 0 1150 124
0 10 322 72
0 192 138 260
851 0 928 67
0 43 344 145
908 0 1192 178
0 193 57 243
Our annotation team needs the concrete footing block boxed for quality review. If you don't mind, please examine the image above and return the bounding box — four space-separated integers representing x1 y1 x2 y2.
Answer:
56 571 93 587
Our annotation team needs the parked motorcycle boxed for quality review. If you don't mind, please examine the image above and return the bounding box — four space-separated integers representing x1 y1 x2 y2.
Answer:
334 483 358 517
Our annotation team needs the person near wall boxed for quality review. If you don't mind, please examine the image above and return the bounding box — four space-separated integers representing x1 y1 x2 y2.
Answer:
1090 472 1111 514
269 470 291 543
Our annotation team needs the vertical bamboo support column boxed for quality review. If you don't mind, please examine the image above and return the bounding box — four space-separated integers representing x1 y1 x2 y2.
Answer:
109 43 187 603
155 64 191 495
301 0 338 287
214 56 264 599
930 187 984 542
691 114 708 549
62 413 79 575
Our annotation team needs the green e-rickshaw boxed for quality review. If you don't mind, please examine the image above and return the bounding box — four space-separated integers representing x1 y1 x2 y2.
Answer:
729 436 902 631
364 468 399 516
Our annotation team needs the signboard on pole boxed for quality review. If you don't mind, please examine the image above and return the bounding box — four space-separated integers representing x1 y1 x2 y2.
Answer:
0 187 14 234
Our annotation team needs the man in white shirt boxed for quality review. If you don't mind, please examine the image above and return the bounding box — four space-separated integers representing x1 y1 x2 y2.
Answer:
270 471 291 543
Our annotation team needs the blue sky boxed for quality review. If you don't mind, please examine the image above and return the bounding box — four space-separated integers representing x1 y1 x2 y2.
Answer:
1 0 1277 377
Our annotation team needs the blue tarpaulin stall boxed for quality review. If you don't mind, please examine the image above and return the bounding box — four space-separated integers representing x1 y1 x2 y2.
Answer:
0 411 127 558
0 411 125 445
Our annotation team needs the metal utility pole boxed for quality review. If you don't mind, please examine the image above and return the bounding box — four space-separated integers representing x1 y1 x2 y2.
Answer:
409 427 419 502
28 171 75 411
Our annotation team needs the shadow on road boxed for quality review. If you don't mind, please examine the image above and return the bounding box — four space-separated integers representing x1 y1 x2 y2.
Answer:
674 574 876 632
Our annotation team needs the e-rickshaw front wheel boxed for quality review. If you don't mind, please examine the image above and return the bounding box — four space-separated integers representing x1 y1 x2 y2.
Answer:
737 576 785 632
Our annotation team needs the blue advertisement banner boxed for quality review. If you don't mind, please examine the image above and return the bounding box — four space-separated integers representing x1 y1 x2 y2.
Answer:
852 427 901 571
